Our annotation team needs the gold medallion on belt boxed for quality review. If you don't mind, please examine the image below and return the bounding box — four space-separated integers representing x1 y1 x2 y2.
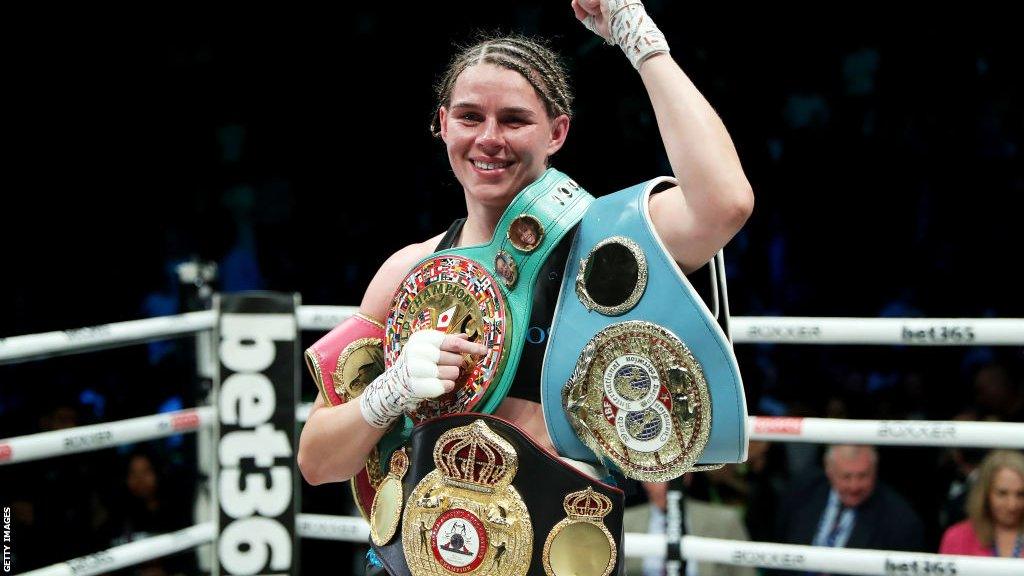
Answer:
542 487 617 576
370 448 409 546
332 336 385 401
564 321 711 481
387 256 509 422
402 420 531 576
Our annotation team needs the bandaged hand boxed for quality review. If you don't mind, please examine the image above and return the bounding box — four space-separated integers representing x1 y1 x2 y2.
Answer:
359 330 487 428
572 0 670 70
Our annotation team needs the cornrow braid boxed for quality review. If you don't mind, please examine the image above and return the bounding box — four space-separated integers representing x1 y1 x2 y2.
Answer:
429 33 573 137
481 44 560 117
500 36 574 116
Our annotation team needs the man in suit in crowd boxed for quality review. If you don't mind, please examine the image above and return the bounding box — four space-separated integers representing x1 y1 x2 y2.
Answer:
774 445 924 573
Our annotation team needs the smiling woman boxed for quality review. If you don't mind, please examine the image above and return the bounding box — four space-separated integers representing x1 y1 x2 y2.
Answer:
298 2 753 574
430 37 573 218
437 63 569 214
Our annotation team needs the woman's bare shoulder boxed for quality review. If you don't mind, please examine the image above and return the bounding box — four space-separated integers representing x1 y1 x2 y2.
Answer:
358 231 448 322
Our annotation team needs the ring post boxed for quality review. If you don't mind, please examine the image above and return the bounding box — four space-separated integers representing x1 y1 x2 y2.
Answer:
214 292 300 576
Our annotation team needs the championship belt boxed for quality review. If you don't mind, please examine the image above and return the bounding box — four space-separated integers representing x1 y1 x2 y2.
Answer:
361 169 593 525
305 312 386 407
371 414 624 576
384 168 593 423
303 313 388 519
541 178 748 481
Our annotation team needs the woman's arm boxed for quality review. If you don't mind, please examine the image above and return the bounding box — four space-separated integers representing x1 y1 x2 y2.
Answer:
298 390 387 484
640 53 754 273
572 0 753 273
297 240 486 484
297 243 425 484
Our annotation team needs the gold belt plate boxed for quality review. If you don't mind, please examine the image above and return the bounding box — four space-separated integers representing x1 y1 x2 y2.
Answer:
564 321 711 481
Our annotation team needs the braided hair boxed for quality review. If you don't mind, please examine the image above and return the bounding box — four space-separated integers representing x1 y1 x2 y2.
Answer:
430 33 574 137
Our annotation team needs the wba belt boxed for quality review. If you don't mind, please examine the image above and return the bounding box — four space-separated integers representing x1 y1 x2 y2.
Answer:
370 414 625 576
541 177 749 481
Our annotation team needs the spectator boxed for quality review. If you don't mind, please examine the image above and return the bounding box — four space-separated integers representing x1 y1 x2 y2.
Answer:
775 445 925 564
939 450 1024 557
102 449 196 575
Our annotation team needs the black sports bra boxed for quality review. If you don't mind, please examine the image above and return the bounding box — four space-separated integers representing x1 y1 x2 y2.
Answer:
433 218 573 404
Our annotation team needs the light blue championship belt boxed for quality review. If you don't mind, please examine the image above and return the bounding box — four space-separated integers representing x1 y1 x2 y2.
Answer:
542 177 748 480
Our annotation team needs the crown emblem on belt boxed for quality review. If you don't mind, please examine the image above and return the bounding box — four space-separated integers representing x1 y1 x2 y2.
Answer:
405 418 532 576
433 420 519 494
543 488 618 576
563 487 613 520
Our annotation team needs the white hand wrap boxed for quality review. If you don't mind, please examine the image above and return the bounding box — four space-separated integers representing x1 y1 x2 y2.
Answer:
359 330 447 429
585 0 670 70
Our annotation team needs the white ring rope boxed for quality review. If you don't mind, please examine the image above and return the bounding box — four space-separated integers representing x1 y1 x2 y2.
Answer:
295 404 1024 449
4 406 1023 466
296 305 360 332
3 309 1020 365
20 523 215 576
730 316 1024 346
295 513 366 541
747 416 1024 448
19 515 1021 576
294 514 1022 575
644 534 1022 575
17 514 1022 575
0 407 214 465
293 306 1024 346
298 513 370 543
0 310 216 365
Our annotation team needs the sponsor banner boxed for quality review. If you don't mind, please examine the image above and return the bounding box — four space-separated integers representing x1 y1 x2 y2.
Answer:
63 430 115 452
742 323 823 342
884 557 960 575
216 293 299 576
876 421 956 441
733 317 1023 346
899 325 976 345
730 549 807 570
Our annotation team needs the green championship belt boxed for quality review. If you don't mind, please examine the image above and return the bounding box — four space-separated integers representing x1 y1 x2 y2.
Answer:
385 169 593 421
358 170 593 531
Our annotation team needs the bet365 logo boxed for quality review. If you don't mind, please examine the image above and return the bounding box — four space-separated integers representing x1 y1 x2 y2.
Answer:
885 559 957 575
901 326 975 343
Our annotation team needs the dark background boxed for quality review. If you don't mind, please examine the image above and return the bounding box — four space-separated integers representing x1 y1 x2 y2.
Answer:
2 3 1022 573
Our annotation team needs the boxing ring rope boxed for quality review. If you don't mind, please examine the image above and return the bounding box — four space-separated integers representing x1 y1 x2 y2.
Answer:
21 515 1023 576
20 524 216 576
745 416 1024 448
3 306 1023 575
296 514 1023 575
6 408 1024 467
729 316 1024 345
0 408 213 465
0 310 216 364
293 306 1024 346
3 310 1022 367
